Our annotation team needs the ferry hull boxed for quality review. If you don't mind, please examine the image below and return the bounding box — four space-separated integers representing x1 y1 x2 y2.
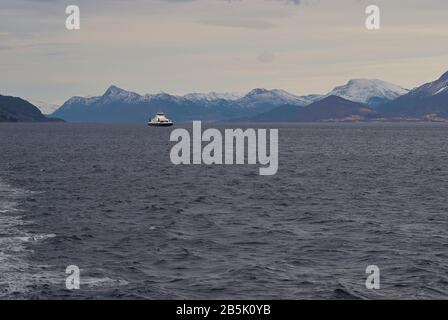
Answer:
147 122 174 127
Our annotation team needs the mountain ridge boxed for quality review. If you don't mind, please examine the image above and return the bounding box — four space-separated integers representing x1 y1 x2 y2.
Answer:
52 78 408 123
52 85 316 123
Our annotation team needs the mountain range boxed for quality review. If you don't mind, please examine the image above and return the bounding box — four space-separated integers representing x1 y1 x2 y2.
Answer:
51 78 410 123
249 71 448 122
2 69 448 123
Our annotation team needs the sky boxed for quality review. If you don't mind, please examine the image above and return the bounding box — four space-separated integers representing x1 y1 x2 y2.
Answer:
1 0 448 109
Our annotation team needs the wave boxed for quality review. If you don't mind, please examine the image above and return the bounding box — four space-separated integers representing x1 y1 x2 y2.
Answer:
0 180 55 299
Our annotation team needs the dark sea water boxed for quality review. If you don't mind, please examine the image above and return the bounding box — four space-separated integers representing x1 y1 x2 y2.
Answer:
1 122 448 299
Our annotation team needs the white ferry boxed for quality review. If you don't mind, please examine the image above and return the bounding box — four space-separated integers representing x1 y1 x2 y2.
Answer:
148 112 173 127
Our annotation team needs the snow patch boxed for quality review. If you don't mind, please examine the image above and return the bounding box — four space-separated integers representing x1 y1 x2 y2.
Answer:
326 79 409 104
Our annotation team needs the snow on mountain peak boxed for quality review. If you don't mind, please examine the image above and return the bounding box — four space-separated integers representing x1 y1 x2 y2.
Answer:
104 85 123 95
183 91 243 102
241 88 311 106
327 79 409 105
247 88 271 96
103 85 141 101
59 78 412 113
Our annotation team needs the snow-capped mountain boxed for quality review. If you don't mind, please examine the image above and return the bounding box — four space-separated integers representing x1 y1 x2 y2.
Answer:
183 92 243 103
237 88 315 108
101 85 141 103
62 86 241 108
407 70 448 97
51 75 428 123
53 85 281 122
53 85 315 122
378 70 448 117
62 86 178 109
326 79 409 107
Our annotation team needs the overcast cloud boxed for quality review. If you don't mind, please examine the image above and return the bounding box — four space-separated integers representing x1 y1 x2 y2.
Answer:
1 0 447 105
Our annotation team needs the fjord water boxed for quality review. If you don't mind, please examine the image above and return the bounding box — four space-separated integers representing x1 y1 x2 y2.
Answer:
1 122 448 299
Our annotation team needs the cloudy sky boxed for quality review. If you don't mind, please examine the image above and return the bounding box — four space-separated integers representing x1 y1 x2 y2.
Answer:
1 0 447 108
